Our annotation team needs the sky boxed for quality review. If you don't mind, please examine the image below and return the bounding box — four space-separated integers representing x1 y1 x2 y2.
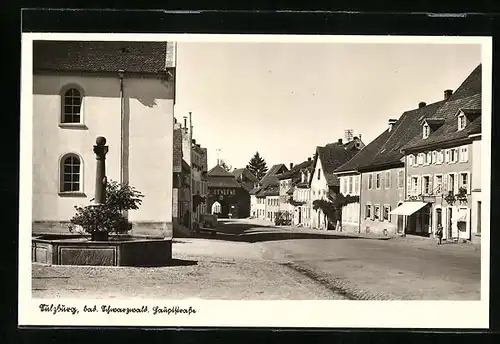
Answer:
174 41 481 171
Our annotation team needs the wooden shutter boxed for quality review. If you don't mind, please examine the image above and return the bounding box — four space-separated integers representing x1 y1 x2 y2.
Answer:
464 146 469 162
445 150 450 163
442 174 448 193
407 177 412 196
428 176 433 195
416 176 421 195
466 172 471 194
454 173 459 194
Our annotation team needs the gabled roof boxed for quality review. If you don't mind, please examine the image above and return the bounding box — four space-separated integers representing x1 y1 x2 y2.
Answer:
335 100 445 173
276 159 314 180
33 41 170 74
207 164 241 189
423 118 445 127
261 184 280 197
312 140 363 186
208 164 234 177
402 64 482 151
334 131 392 174
232 168 259 183
252 164 288 197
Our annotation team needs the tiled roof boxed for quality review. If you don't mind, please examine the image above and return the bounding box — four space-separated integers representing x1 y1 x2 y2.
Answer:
334 130 392 173
314 140 363 186
261 184 280 197
365 100 446 169
335 100 445 173
232 168 258 193
207 164 242 188
249 186 261 195
401 64 482 151
253 164 288 197
208 164 234 177
232 168 259 183
208 177 241 189
260 164 288 185
33 41 169 74
277 159 314 180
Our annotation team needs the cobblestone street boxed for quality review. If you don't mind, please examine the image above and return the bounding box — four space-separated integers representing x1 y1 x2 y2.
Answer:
32 219 481 300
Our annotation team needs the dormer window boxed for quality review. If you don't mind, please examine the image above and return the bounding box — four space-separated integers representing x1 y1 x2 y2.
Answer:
423 124 430 139
458 114 466 131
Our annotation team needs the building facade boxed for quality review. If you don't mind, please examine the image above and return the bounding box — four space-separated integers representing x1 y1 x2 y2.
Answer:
399 64 482 242
32 40 176 238
172 120 191 230
191 140 208 224
336 172 361 232
276 159 314 225
232 168 258 218
250 164 288 222
309 137 364 230
207 164 249 219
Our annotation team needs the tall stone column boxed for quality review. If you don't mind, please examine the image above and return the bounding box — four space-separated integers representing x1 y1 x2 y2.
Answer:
93 136 109 205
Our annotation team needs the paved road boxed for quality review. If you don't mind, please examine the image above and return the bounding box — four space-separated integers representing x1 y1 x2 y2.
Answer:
32 219 481 300
199 219 481 300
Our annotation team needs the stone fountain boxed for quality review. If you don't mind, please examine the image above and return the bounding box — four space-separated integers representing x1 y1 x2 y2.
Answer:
32 137 172 267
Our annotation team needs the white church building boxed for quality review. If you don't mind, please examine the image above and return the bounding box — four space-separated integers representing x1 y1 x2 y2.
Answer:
31 40 176 238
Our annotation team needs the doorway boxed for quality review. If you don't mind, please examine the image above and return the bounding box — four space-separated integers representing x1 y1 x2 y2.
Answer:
396 202 403 233
446 207 453 239
298 207 302 224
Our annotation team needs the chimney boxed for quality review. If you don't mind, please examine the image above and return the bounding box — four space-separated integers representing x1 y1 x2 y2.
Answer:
418 102 427 108
290 163 294 170
183 116 187 128
338 138 343 144
308 157 311 161
444 89 453 100
388 119 398 132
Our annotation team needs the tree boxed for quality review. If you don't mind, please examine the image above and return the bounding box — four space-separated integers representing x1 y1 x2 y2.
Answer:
246 151 268 180
312 190 360 228
68 180 144 240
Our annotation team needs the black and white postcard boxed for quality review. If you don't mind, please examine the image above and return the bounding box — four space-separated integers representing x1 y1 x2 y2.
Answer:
19 33 491 328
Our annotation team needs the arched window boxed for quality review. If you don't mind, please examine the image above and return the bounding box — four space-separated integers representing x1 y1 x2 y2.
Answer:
60 154 82 193
61 87 83 124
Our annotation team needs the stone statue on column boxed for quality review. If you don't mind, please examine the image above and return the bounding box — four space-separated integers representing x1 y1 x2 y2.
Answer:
93 136 109 205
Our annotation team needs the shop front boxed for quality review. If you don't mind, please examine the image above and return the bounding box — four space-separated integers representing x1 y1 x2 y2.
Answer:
390 201 432 237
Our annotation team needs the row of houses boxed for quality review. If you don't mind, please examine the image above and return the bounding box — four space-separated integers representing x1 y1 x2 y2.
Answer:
250 135 366 229
172 114 210 231
251 63 483 243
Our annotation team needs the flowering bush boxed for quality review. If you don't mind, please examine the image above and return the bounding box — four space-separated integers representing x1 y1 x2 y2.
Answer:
68 180 144 237
312 192 360 225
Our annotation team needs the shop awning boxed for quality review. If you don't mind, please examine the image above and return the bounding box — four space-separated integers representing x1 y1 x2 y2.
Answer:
389 201 428 216
453 209 468 222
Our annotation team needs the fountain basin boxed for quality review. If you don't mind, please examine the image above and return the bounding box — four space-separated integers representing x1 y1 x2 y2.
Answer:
32 234 172 267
